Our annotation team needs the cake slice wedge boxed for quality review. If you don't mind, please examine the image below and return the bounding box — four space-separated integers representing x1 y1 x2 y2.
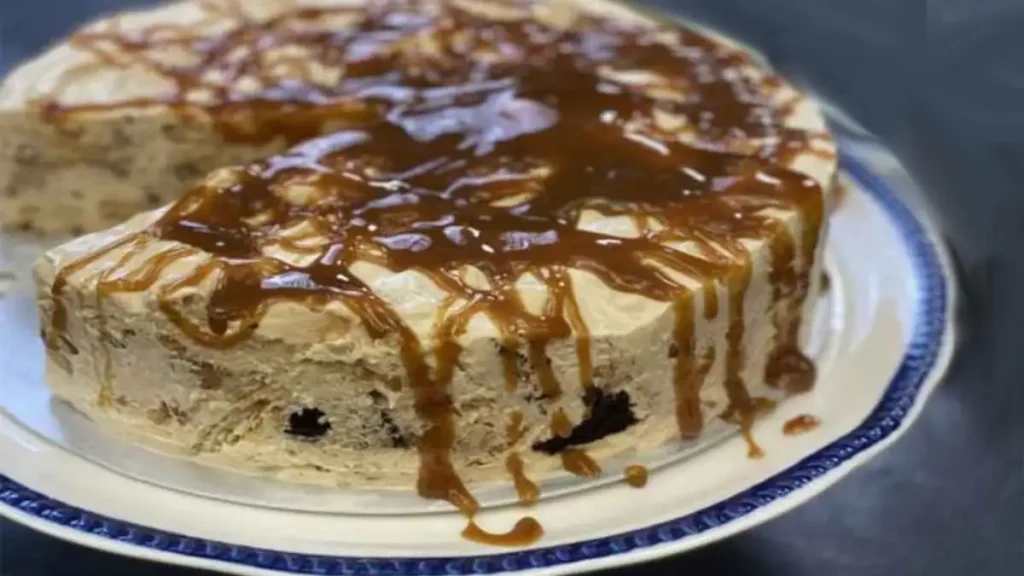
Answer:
0 0 376 235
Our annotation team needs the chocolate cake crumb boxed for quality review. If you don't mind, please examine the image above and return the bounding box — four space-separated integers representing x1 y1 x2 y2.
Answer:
285 407 331 438
531 388 638 454
382 412 409 448
668 343 678 358
369 391 409 448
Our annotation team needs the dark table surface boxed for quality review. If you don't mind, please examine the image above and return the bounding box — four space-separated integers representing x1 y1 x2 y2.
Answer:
1 0 1021 574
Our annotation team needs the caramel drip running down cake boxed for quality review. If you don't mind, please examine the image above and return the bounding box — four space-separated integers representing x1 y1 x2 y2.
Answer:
1 0 838 545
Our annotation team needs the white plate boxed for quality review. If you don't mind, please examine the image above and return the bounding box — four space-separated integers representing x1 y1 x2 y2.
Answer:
0 116 956 574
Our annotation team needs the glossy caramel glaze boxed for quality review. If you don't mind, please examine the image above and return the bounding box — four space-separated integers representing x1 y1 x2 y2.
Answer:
506 409 526 445
461 516 544 548
561 449 601 477
506 452 540 505
40 0 829 543
623 464 648 488
783 413 820 436
722 396 776 459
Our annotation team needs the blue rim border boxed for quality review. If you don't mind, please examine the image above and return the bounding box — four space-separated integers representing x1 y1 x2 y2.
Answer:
0 151 948 575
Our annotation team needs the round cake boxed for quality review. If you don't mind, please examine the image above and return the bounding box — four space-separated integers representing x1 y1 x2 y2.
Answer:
4 0 837 533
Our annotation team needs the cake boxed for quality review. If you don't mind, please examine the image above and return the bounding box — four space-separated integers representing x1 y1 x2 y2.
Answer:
6 0 837 539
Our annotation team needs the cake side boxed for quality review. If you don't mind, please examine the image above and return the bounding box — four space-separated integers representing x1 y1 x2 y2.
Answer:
34 200 817 485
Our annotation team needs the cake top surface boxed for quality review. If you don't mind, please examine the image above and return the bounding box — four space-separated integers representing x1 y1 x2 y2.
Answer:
36 0 835 346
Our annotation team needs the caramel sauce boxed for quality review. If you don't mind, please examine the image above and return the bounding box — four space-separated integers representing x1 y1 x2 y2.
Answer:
461 516 544 548
549 408 573 438
783 414 820 436
506 410 525 446
561 449 601 477
722 396 776 459
40 0 827 544
766 345 816 394
505 408 539 506
623 464 648 488
673 293 715 438
764 204 820 395
505 452 539 505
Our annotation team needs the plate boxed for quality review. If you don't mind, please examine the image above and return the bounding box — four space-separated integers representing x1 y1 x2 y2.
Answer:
0 109 957 574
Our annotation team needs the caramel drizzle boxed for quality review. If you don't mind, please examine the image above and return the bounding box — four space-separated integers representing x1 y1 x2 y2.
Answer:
504 410 539 506
722 396 777 459
672 293 715 439
561 449 601 478
783 413 820 436
40 0 826 540
506 410 525 445
505 452 539 505
547 407 600 477
461 516 544 548
764 205 821 395
549 408 573 439
624 464 648 488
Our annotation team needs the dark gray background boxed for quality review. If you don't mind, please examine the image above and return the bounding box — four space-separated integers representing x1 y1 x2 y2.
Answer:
1 0 1021 574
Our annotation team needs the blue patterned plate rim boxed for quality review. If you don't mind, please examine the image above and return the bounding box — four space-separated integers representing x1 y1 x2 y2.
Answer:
0 150 951 575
